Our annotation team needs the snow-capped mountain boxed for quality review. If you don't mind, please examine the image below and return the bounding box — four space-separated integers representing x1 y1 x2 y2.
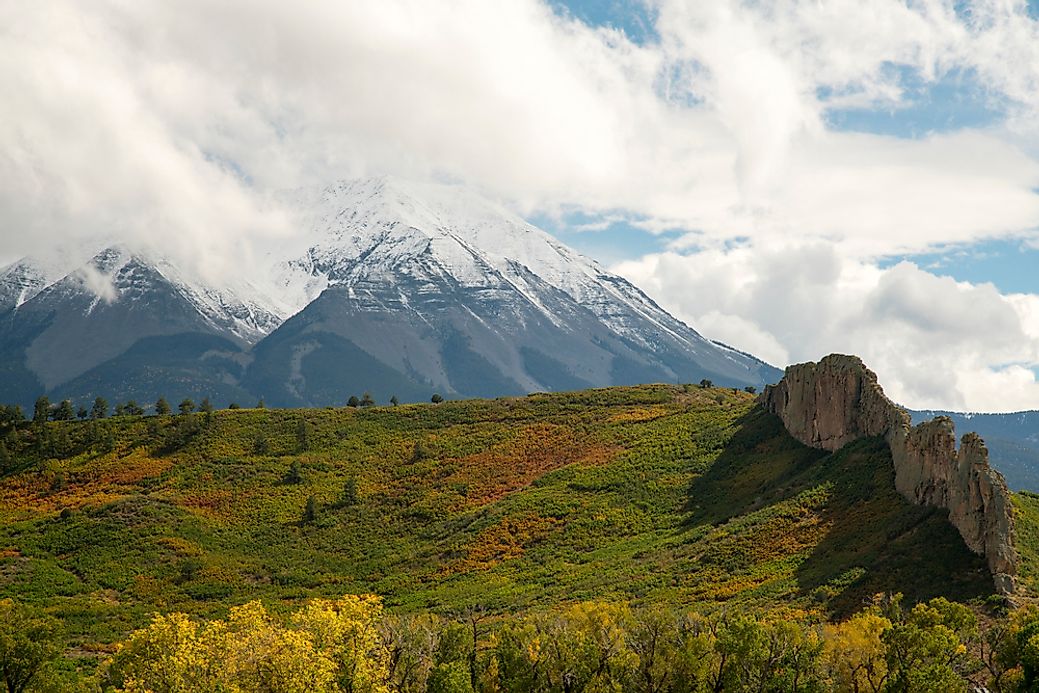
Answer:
0 245 282 405
0 177 780 407
245 177 779 405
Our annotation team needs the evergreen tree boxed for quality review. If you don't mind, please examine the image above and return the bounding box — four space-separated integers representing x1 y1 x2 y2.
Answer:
302 495 318 524
155 397 171 416
198 398 214 413
125 400 144 416
114 403 126 417
32 396 50 424
228 402 240 410
256 398 265 409
699 379 713 389
431 393 444 404
52 400 74 421
90 397 108 420
360 392 375 407
347 395 360 408
285 459 303 485
744 386 757 394
178 399 195 415
390 395 399 406
341 476 359 507
0 405 24 428
76 405 88 420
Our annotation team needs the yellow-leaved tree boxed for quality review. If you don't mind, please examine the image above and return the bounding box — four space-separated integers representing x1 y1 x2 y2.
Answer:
107 596 389 693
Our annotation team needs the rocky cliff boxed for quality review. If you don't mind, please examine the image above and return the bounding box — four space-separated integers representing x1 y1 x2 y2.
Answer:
761 354 1018 594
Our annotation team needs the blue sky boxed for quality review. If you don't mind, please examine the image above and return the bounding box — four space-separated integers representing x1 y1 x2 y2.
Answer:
550 0 1039 297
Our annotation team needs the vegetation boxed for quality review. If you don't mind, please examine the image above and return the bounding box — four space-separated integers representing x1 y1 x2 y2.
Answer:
8 592 1039 691
0 383 1031 687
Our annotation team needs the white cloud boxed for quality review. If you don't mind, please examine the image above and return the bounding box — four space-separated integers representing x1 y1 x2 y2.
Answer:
615 244 1039 412
3 0 1039 408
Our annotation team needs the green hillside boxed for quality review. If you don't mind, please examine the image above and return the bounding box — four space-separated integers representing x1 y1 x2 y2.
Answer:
0 385 1002 652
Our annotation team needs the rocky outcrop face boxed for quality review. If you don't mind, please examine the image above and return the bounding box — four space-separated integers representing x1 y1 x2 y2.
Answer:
762 354 1018 594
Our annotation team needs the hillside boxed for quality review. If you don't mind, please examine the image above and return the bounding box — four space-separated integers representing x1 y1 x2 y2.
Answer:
0 384 1007 654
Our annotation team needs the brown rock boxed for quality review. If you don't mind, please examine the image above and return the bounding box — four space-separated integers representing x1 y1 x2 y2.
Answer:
761 354 1018 593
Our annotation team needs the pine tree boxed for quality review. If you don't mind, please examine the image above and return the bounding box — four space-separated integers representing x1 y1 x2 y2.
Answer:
33 396 51 424
360 392 375 407
198 398 214 413
256 398 265 409
155 397 171 416
52 400 74 421
76 405 88 420
178 399 195 415
347 396 360 408
390 395 399 406
302 495 318 524
286 459 303 484
431 393 444 404
125 400 144 416
340 476 359 507
90 397 108 420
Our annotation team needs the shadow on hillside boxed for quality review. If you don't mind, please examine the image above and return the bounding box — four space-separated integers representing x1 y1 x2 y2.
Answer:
683 408 993 616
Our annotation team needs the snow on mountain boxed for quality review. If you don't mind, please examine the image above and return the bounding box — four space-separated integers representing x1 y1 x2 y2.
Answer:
274 177 741 361
243 176 778 404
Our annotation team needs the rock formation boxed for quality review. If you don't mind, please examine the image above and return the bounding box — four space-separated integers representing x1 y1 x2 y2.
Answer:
761 354 1018 594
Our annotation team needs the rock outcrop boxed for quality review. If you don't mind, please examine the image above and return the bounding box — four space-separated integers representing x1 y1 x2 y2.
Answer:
761 354 1018 594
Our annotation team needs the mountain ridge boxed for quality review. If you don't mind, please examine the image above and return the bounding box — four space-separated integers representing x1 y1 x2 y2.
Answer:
0 177 780 408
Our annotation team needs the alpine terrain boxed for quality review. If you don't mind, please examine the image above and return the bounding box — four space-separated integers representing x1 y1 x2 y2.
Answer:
0 177 780 408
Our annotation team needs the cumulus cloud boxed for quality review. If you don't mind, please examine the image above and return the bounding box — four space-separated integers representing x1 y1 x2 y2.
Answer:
615 244 1039 412
2 0 1039 408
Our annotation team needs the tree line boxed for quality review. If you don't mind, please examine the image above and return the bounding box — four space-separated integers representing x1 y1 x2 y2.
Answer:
0 390 450 427
6 592 1039 692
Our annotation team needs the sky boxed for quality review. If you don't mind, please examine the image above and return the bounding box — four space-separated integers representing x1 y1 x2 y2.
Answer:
2 1 1039 412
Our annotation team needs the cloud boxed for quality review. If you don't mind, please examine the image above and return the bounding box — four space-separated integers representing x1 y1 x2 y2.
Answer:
3 0 1039 269
615 243 1039 412
2 0 1039 408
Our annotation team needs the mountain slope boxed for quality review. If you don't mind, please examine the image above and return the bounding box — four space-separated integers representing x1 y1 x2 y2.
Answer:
248 178 779 405
0 178 779 408
0 246 281 406
0 386 998 646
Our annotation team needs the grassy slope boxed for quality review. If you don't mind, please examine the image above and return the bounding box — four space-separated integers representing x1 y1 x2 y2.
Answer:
0 385 995 650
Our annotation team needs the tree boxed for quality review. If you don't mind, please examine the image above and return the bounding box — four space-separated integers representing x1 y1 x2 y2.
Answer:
198 397 213 413
90 396 108 420
125 400 144 416
286 460 304 485
0 405 24 428
178 399 195 415
744 386 757 395
228 402 240 410
431 394 444 404
52 400 74 421
390 395 399 406
114 403 127 417
76 405 88 420
32 396 50 425
360 392 375 408
341 476 359 507
254 434 270 456
302 495 318 524
347 395 360 408
0 599 63 693
256 398 265 409
699 379 713 389
155 397 171 416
